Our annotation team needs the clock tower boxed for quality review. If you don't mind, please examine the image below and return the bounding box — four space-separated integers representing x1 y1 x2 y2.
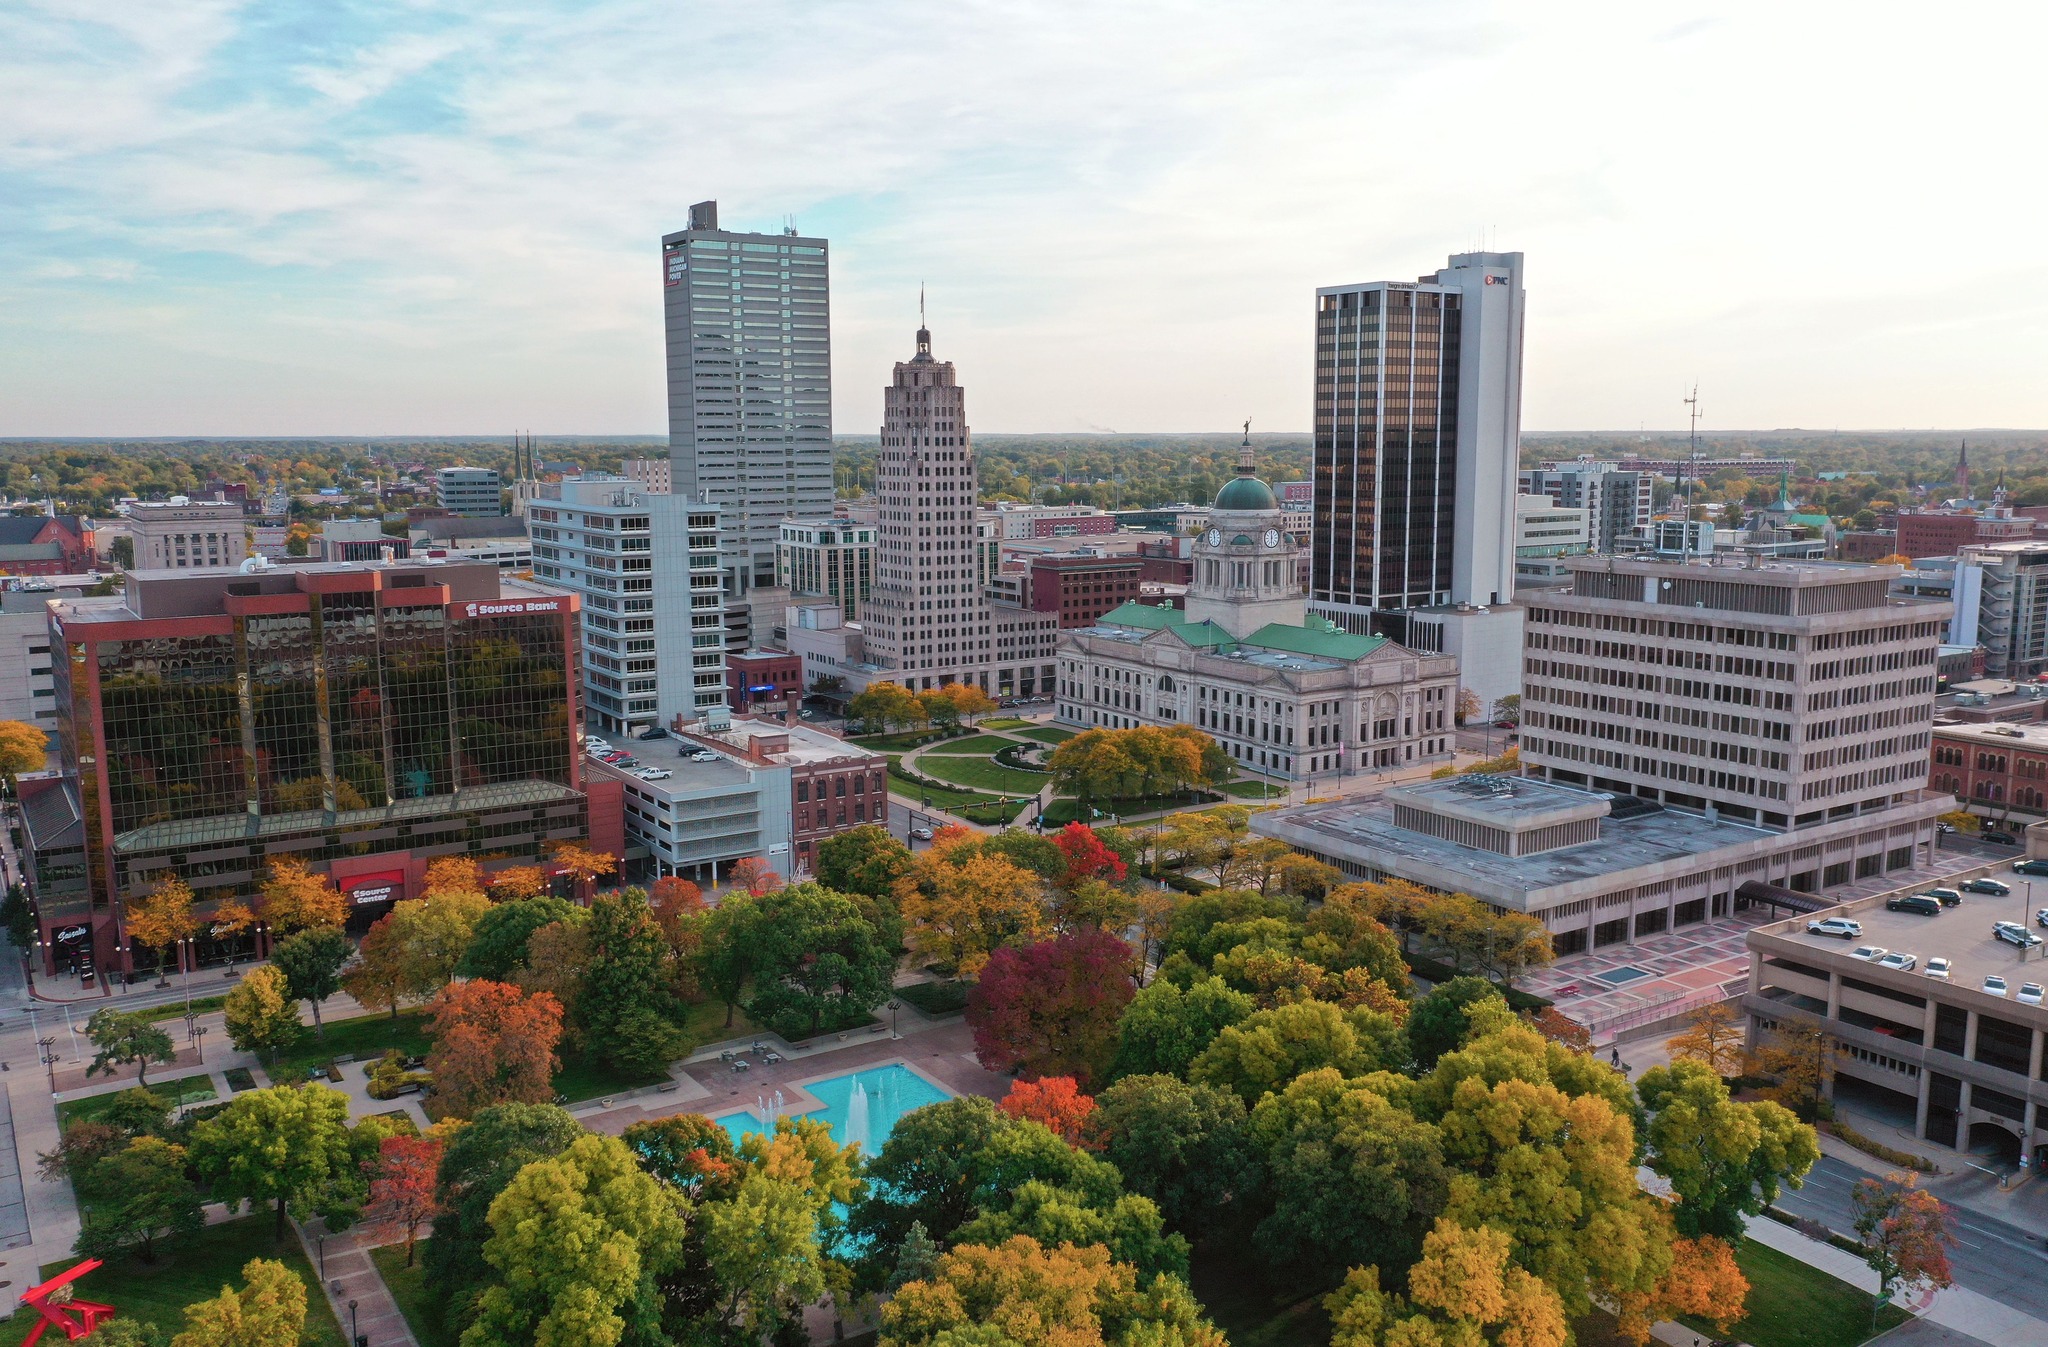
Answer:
1183 431 1306 639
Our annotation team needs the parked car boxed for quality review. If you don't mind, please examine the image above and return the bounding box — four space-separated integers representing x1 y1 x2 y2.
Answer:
1807 917 1863 939
1936 821 1957 835
1875 952 1918 972
637 726 670 740
1923 888 1963 906
688 750 720 763
585 739 612 753
1994 920 2042 948
1885 894 1943 916
2020 983 2047 1007
1848 945 1889 962
909 826 934 841
2015 859 2048 877
1962 878 2012 896
1983 830 2020 846
1984 975 2010 997
635 768 673 781
1924 956 1952 980
2037 907 2048 929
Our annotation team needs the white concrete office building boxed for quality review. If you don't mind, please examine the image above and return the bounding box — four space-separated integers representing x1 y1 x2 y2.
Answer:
660 201 833 631
126 499 246 570
529 476 728 735
435 467 503 518
1520 459 1653 553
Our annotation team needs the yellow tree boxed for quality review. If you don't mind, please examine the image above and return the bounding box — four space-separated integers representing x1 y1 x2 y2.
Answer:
488 865 548 900
942 682 998 724
125 875 200 968
1666 1002 1746 1077
896 850 1047 978
423 856 486 897
0 720 46 790
257 857 345 934
1325 1219 1570 1347
169 1257 306 1347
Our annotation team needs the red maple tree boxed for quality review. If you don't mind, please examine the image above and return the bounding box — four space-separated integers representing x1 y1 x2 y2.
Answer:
366 1134 443 1266
650 876 705 917
966 928 1137 1088
727 856 784 897
424 979 564 1121
999 1076 1097 1145
1852 1172 1955 1304
1053 823 1127 889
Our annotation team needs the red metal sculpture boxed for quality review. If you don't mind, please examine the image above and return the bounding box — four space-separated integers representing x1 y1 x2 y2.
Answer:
18 1259 116 1344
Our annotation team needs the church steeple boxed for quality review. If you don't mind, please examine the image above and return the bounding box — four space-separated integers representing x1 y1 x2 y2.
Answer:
1956 439 1970 497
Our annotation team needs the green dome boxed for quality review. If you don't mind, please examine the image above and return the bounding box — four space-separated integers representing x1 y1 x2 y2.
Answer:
1213 475 1278 511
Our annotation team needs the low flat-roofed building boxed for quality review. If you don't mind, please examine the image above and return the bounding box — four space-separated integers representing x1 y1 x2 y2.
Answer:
1745 888 2048 1162
1254 773 1949 956
670 716 886 878
1930 717 2048 816
583 749 789 885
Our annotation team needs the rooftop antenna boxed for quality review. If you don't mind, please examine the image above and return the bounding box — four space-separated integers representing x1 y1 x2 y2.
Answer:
1679 382 1702 561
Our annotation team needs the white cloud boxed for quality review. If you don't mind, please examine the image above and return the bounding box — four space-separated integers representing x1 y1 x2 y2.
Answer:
0 0 2043 434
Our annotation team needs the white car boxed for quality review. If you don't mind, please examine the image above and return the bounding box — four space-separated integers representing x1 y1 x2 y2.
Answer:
1876 952 1917 972
634 768 673 781
689 750 720 763
1984 975 2010 997
1924 957 1952 980
1848 945 1889 962
909 826 934 841
585 739 612 753
1807 917 1863 939
2020 983 2046 1007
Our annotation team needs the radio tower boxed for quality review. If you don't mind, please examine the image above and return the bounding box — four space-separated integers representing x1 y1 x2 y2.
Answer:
1678 382 1702 559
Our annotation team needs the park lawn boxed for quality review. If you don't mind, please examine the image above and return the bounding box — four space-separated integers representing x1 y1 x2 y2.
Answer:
59 1071 217 1125
977 716 1034 730
886 763 1001 811
553 1043 667 1105
371 1241 460 1347
1679 1238 1906 1347
916 754 1049 793
0 1213 347 1346
894 979 971 1015
1016 726 1077 744
1224 779 1287 799
269 1008 434 1082
919 733 1023 755
848 731 945 751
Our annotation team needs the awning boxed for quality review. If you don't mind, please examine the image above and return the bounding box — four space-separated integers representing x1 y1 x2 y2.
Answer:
1735 879 1831 915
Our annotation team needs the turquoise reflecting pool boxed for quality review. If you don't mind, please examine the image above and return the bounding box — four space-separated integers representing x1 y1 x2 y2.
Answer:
718 1063 952 1154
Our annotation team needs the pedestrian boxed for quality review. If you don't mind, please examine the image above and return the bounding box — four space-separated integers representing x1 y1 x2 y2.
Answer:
1610 1046 1620 1068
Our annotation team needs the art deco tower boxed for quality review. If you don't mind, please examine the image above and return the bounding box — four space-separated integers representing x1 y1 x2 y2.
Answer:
861 323 994 691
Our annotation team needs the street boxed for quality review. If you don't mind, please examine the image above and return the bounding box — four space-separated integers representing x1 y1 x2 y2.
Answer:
1770 1155 2048 1322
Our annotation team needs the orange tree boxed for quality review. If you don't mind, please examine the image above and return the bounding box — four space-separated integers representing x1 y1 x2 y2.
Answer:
124 875 200 969
257 856 345 934
548 841 618 896
424 979 565 1120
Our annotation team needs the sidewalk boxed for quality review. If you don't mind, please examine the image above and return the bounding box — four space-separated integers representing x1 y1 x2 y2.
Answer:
301 1215 419 1347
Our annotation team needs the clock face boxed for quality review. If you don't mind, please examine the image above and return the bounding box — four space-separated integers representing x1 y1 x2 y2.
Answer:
1206 528 1222 546
1263 528 1280 547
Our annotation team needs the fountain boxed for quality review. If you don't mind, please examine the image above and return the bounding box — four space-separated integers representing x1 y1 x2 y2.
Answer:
845 1076 871 1152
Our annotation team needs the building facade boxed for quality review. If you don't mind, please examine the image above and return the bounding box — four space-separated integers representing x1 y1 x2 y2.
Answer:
1512 493 1591 591
1058 449 1457 780
858 324 1059 695
777 519 875 622
435 467 504 518
1520 460 1652 553
673 717 885 879
660 201 833 619
1954 541 2048 679
28 560 623 980
0 516 96 576
1522 556 1947 834
1929 718 2048 815
1311 251 1524 621
727 649 803 713
529 477 728 735
1030 554 1143 628
127 500 246 570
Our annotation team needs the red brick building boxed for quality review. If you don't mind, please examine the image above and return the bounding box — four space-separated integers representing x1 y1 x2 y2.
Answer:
1030 555 1143 628
728 649 803 712
1897 509 2034 559
1930 720 2048 815
672 716 887 879
0 516 95 576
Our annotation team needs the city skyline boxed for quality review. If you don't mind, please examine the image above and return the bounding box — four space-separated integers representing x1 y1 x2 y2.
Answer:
5 3 2048 437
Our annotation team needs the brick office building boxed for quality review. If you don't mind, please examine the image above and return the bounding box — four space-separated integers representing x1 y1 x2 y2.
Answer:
1929 719 2048 817
1030 554 1144 629
727 649 803 713
22 559 623 981
673 716 886 879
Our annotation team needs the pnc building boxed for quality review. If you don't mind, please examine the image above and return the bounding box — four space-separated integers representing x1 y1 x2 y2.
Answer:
21 559 623 981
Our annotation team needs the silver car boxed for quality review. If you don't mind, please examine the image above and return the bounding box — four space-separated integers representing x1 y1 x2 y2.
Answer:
1808 917 1863 939
1985 975 2010 997
1876 952 1917 972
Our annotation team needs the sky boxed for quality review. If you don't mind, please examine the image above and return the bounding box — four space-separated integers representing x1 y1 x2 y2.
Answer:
4 1 2046 437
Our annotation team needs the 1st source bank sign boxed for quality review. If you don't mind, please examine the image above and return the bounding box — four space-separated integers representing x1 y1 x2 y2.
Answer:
459 598 566 618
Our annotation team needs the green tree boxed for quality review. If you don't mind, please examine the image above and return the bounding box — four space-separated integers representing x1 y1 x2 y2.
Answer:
817 824 916 899
1 884 38 950
700 1170 831 1339
579 888 685 1071
269 927 351 1041
222 965 303 1064
1406 976 1507 1071
1189 1000 1404 1104
73 1136 205 1265
742 882 896 1039
954 1180 1189 1283
189 1084 361 1242
456 896 582 980
848 1096 1008 1268
426 1102 584 1304
696 893 759 1028
1091 1074 1256 1234
1248 1068 1449 1279
83 1009 177 1087
168 1257 306 1347
465 1133 685 1347
1637 1059 1819 1239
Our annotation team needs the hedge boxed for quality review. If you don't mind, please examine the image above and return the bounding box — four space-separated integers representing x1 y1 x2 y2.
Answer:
1825 1120 1940 1173
1402 950 1551 1011
895 980 972 1015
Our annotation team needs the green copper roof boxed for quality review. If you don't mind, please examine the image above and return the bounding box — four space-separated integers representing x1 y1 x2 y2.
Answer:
1212 476 1278 511
1242 622 1388 660
1095 600 1184 630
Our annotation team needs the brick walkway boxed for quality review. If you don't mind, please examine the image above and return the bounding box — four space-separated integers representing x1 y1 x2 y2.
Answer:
301 1215 418 1347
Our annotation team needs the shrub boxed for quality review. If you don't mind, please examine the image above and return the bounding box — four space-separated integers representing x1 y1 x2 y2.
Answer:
1826 1120 1939 1173
366 1050 433 1101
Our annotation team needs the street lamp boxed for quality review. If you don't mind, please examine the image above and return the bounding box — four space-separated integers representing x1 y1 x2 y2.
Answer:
37 1038 55 1096
192 1025 208 1065
888 999 901 1040
348 1298 359 1345
184 1011 198 1047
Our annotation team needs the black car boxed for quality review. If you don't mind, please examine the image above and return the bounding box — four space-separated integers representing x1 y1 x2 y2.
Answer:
1983 829 2020 846
637 726 670 740
2015 859 2048 877
1885 894 1943 916
1963 877 2012 896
